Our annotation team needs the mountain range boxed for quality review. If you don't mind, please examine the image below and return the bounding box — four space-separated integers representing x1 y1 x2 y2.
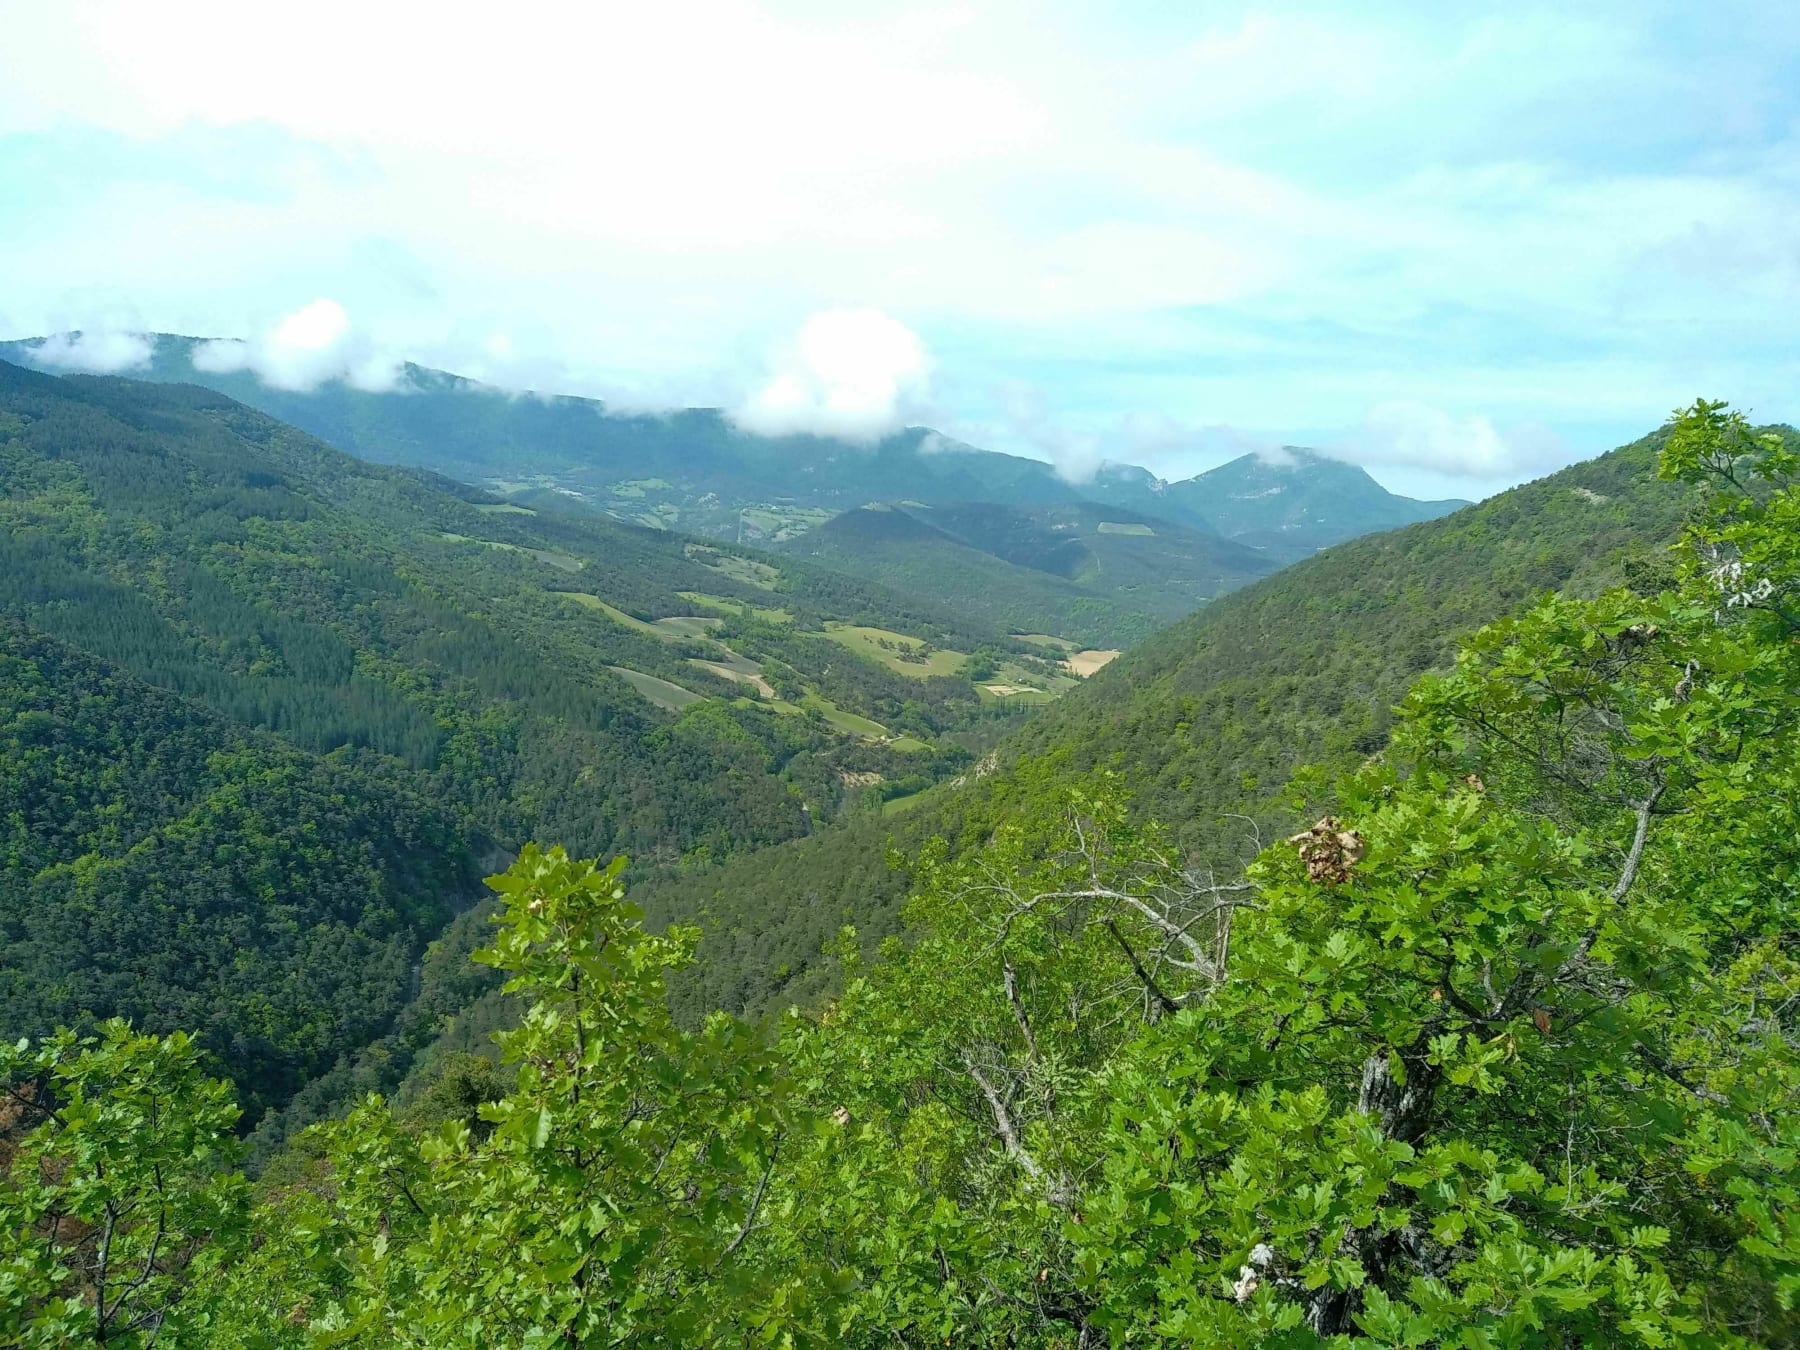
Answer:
1 332 1466 564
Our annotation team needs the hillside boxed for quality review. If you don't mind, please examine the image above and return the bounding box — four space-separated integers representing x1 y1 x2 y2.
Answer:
0 359 1107 1117
780 499 1272 646
0 619 480 1124
640 425 1704 1016
0 335 1089 538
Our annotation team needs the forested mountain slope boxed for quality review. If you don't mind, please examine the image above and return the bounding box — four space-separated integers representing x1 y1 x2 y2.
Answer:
8 403 1797 1345
0 620 480 1124
0 360 806 858
1089 448 1469 560
0 335 1092 534
1170 447 1468 558
1002 428 1701 851
0 360 1090 1117
642 426 1707 1015
783 500 1274 646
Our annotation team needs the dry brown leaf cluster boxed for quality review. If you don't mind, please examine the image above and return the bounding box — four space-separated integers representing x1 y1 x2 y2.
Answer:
1286 816 1366 886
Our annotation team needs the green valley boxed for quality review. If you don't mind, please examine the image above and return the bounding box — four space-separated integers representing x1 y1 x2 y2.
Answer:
0 360 1122 1130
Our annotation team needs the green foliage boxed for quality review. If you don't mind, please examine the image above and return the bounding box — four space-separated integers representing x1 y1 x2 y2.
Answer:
0 1023 248 1347
641 424 1710 1017
201 846 813 1345
0 621 478 1124
0 359 1019 1123
6 399 1798 1345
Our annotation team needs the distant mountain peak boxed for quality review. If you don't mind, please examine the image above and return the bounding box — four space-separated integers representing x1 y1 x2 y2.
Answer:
1 332 1468 566
1081 444 1468 565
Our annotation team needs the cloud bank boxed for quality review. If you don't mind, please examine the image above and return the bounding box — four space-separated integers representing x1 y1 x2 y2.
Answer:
192 299 400 391
731 309 931 441
1336 402 1570 479
3 4 1793 495
29 329 155 372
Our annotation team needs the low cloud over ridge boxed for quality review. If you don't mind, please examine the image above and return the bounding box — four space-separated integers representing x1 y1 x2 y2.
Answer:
731 309 931 441
192 299 400 392
29 330 155 373
1336 401 1569 479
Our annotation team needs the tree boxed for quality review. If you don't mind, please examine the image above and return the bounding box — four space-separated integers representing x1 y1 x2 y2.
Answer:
214 845 820 1346
0 1023 248 1347
14 399 1799 1346
754 400 1800 1344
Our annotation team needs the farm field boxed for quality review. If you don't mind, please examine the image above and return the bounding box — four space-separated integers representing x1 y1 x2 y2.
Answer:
1065 648 1121 677
559 592 664 636
439 533 582 572
685 545 781 589
689 658 776 699
651 614 724 639
607 666 704 711
821 624 966 678
799 693 889 740
677 592 795 624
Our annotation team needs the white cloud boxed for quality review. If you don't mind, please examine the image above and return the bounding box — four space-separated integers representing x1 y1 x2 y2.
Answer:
0 2 1792 495
731 309 931 440
1337 401 1569 478
970 393 1293 484
191 298 400 391
29 329 154 372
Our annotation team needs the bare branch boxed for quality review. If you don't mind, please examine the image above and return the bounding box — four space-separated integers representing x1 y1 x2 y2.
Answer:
1003 963 1040 1065
1560 781 1667 976
962 1050 1071 1205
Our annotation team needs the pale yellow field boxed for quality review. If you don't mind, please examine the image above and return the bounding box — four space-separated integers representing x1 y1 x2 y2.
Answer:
1065 649 1121 677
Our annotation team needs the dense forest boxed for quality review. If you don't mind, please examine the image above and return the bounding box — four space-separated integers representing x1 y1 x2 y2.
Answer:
4 401 1797 1344
0 621 480 1124
0 360 1075 1124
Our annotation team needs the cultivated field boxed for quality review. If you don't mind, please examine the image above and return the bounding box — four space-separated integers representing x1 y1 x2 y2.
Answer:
822 624 967 678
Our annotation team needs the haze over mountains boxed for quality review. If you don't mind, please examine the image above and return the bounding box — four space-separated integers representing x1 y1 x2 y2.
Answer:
1 332 1466 564
0 330 1472 663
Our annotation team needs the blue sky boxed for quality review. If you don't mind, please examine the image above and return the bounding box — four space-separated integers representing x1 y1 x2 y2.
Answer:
0 0 1795 499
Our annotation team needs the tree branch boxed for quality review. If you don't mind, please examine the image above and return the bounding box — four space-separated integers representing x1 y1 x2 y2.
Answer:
721 1149 778 1259
1100 920 1180 1021
1003 963 1040 1065
1560 781 1666 976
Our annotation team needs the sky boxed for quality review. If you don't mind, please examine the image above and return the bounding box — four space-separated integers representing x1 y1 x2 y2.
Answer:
1 1 1796 501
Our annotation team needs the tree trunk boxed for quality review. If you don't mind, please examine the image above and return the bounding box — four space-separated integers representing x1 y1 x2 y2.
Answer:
1306 1042 1441 1336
